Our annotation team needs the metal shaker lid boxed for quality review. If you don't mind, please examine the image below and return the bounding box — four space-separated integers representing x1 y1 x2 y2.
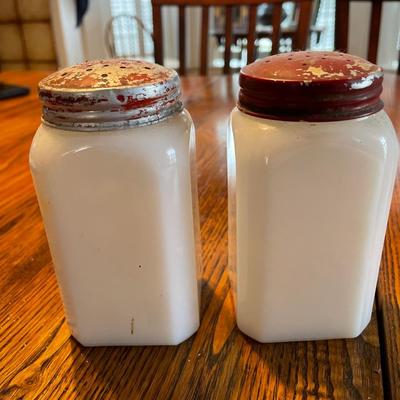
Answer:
238 51 384 122
38 59 182 131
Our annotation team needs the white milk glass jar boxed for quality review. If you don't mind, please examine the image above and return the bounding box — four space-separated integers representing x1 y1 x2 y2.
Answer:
30 59 201 346
228 52 399 342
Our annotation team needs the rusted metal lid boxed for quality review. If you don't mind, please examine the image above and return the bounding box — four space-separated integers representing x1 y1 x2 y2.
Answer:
38 59 182 131
238 51 384 122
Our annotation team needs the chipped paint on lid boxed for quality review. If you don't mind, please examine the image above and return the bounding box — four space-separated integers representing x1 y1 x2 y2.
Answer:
38 59 183 131
241 51 382 83
238 51 384 122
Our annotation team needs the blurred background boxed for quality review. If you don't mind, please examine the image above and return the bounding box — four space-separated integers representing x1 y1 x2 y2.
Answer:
0 0 399 74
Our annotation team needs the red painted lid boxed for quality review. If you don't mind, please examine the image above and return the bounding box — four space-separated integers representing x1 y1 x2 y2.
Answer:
238 51 384 122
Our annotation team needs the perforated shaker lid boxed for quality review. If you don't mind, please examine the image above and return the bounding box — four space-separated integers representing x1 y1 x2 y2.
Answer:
38 59 182 131
238 51 384 122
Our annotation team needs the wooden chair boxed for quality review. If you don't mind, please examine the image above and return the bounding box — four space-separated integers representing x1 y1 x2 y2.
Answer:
151 0 313 75
335 0 400 65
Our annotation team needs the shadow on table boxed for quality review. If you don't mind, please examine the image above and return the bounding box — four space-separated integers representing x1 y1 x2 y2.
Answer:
67 280 210 399
67 328 199 399
202 278 383 400
67 278 381 399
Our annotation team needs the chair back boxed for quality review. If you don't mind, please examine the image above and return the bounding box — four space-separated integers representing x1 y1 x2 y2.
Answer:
151 0 314 75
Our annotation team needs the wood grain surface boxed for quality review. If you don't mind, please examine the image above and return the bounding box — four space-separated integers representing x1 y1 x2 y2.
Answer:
0 71 399 400
376 72 400 400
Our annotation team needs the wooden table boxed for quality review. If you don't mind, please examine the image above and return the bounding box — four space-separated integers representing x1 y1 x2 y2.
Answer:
0 71 399 400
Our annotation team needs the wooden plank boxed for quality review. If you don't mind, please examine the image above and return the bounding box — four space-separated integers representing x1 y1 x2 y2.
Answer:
271 3 282 55
376 72 400 400
224 6 233 74
200 6 209 75
246 5 257 64
179 5 186 75
151 2 164 65
0 71 391 400
334 0 349 53
367 0 383 63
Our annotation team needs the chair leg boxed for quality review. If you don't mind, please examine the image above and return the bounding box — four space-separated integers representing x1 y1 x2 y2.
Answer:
367 0 383 63
247 5 257 64
200 6 209 75
296 0 312 50
271 4 282 54
179 5 186 75
398 51 400 74
152 4 163 65
224 6 233 74
335 0 349 53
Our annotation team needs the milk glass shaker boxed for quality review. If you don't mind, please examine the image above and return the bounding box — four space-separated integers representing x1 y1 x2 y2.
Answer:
228 52 399 342
30 59 201 346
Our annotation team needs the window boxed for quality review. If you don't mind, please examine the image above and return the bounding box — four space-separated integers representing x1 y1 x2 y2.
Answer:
310 0 335 50
110 0 153 58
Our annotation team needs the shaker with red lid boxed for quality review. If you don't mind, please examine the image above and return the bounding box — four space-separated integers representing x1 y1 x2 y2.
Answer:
228 51 399 342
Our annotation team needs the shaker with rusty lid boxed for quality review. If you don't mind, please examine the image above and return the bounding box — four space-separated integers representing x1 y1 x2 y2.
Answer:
228 51 399 343
38 58 183 130
30 59 201 346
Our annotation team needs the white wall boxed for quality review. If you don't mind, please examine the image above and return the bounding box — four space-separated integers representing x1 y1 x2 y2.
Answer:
349 1 400 70
50 0 85 68
81 1 112 61
50 0 111 68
